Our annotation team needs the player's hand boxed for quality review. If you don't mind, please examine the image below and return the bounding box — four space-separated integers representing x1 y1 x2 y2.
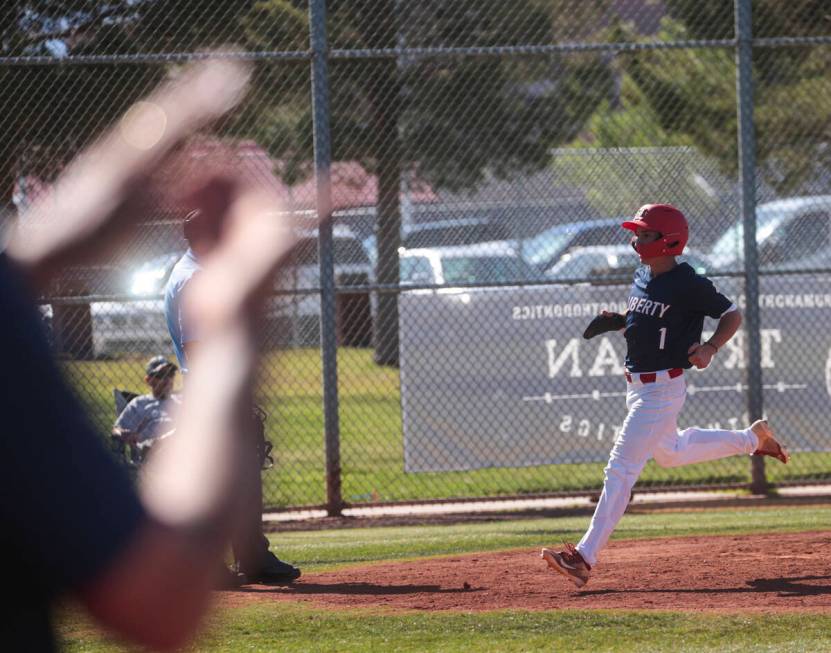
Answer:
182 182 299 335
6 56 252 290
687 342 715 369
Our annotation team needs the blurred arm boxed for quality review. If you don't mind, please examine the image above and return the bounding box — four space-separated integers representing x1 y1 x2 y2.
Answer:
0 56 306 651
5 58 250 292
81 183 297 651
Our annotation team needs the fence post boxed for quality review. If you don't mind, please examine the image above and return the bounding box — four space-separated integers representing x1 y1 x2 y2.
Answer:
310 0 343 515
735 0 767 494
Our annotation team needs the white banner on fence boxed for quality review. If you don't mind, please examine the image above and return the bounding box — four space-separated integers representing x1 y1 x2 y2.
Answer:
399 276 831 472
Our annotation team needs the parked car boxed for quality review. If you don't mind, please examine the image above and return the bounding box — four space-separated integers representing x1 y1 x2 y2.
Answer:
271 225 374 346
544 244 715 283
47 225 373 355
709 195 831 270
89 300 171 357
519 218 628 272
38 300 171 358
399 242 542 286
362 217 512 268
403 218 512 249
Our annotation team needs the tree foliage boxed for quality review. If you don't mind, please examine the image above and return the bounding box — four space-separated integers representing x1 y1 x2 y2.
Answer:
0 1 614 363
236 0 614 363
621 2 831 193
0 2 261 200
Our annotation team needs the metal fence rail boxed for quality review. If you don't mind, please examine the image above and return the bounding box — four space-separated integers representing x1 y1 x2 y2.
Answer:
6 1 831 514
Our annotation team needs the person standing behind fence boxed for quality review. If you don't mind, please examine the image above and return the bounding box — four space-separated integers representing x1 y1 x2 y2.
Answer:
0 57 310 651
541 203 789 589
164 207 301 585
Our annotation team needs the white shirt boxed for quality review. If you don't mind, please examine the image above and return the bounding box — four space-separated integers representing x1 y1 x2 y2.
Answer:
164 248 201 372
114 394 181 442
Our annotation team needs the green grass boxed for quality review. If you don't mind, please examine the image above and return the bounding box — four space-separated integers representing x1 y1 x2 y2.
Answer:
59 604 831 653
62 608 831 653
58 505 831 652
62 348 831 510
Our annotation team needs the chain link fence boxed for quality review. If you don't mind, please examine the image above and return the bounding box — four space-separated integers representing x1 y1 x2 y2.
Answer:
5 1 831 512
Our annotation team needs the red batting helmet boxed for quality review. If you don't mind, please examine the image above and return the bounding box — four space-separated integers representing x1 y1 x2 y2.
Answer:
621 203 689 260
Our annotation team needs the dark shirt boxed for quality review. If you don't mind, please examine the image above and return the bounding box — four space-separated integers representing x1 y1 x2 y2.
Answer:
0 254 145 652
624 262 733 373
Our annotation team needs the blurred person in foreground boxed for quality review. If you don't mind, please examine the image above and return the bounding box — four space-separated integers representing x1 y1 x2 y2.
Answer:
1 57 309 651
165 208 300 585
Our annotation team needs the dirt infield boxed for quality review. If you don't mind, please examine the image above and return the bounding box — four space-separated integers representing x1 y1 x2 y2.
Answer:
222 531 831 613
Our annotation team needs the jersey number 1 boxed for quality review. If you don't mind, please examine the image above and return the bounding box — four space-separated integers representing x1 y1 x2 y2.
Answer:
658 327 667 350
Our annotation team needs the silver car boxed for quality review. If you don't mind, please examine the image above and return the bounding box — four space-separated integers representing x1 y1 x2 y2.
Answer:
400 241 541 286
709 195 831 270
545 244 714 283
85 225 372 354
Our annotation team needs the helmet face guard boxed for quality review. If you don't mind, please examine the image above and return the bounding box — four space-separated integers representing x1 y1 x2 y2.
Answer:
621 204 689 262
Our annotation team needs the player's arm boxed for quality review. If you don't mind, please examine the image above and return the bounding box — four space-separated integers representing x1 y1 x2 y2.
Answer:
688 307 742 369
183 340 198 364
111 427 137 447
1 57 299 651
5 58 249 293
82 189 300 649
113 399 140 438
177 273 200 370
704 307 742 351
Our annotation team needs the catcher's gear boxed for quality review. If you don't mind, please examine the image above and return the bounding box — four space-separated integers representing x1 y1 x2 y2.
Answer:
583 312 626 339
111 390 274 471
621 204 688 261
253 404 274 470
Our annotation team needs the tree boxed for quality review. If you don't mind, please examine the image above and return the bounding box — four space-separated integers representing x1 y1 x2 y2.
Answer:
621 1 831 193
0 4 151 206
0 2 259 207
0 2 251 358
240 0 614 365
1 2 615 364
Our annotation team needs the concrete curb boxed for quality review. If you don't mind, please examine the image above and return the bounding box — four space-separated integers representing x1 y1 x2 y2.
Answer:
263 484 831 525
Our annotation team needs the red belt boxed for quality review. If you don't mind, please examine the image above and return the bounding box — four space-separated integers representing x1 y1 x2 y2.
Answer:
625 368 684 384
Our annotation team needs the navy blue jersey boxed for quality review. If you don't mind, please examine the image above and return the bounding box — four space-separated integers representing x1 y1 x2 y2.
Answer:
0 255 145 651
624 262 733 373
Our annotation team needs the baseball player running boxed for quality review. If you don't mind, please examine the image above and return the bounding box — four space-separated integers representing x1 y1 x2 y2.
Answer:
541 204 789 588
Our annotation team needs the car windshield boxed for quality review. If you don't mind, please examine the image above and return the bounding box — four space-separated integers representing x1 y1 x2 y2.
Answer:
293 237 370 265
548 250 710 280
403 223 510 248
710 206 785 262
441 255 534 284
522 223 624 269
547 252 614 279
522 227 573 268
400 255 435 284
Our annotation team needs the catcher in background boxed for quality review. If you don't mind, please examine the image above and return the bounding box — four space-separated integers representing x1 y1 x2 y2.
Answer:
112 355 180 464
541 204 789 589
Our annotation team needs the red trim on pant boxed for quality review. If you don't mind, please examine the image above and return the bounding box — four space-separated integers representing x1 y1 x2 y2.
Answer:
625 367 684 384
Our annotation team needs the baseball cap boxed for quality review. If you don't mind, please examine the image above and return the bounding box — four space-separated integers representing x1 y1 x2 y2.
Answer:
145 355 177 378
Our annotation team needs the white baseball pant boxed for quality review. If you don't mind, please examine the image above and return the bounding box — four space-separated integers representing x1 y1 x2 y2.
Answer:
575 370 759 567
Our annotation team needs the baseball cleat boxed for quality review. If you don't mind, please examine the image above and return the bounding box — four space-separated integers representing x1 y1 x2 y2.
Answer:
750 419 789 464
541 543 591 588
